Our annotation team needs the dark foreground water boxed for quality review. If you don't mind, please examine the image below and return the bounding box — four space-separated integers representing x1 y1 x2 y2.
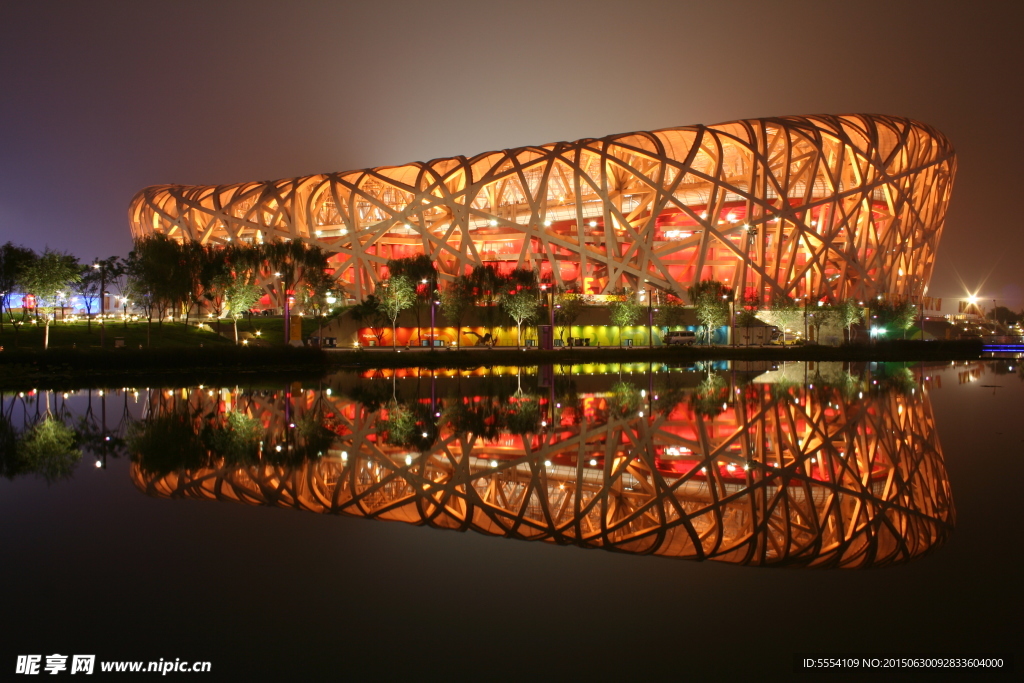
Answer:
1 360 1021 680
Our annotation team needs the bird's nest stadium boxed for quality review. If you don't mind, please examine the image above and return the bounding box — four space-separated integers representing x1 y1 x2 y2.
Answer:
129 114 955 306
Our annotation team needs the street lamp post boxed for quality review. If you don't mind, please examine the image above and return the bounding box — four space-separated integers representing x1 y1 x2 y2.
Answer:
541 284 556 350
539 284 552 327
92 261 105 318
274 272 290 345
421 278 429 346
721 293 731 347
430 292 439 350
802 296 809 341
729 294 736 347
647 289 653 349
283 277 291 345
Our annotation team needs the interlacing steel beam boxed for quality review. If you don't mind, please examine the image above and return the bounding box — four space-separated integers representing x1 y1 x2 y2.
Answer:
129 114 955 306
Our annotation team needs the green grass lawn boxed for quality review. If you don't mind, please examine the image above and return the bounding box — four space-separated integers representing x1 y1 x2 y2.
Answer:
0 317 323 349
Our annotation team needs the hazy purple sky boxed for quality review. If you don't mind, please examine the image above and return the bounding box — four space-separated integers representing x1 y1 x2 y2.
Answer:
2 0 1021 310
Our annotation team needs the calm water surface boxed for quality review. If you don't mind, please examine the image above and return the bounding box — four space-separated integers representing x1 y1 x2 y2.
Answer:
2 361 1021 679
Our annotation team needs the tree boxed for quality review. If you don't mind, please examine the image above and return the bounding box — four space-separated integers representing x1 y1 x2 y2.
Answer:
86 256 125 347
129 234 186 337
0 242 36 343
756 293 802 345
989 305 1021 328
439 276 474 348
835 298 865 343
108 254 133 329
467 265 508 335
122 248 155 341
608 296 642 347
505 267 539 293
503 268 540 342
225 278 262 344
19 248 80 350
502 289 540 347
653 300 687 329
260 239 329 345
553 290 585 343
299 264 336 345
735 292 761 345
300 265 333 317
808 302 841 345
378 275 416 347
350 295 389 346
387 255 437 344
873 300 917 339
72 264 101 332
687 279 732 345
195 242 232 328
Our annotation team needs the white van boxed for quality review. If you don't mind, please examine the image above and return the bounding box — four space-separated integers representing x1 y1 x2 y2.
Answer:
663 330 697 346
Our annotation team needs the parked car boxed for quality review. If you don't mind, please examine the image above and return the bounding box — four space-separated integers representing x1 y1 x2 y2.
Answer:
664 330 697 346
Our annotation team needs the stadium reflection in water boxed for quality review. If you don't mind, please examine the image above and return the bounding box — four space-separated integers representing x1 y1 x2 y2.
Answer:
129 362 954 568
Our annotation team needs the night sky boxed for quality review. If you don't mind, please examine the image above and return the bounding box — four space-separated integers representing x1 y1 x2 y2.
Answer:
2 0 1021 311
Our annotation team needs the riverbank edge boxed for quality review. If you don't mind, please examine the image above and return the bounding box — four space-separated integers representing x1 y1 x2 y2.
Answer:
0 340 986 389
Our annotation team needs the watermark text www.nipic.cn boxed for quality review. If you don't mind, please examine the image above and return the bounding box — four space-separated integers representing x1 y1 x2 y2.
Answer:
16 655 213 675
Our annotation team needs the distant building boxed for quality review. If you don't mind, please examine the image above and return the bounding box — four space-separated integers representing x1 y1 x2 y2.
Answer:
130 114 955 307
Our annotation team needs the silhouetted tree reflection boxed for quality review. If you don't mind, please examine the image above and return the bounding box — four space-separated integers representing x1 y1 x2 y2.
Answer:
77 417 127 463
505 394 541 437
689 372 728 417
18 416 81 483
813 365 861 400
203 411 264 464
346 379 393 413
443 395 503 442
377 400 437 451
128 406 206 476
294 410 336 459
987 358 1024 381
869 363 918 395
608 381 642 419
652 372 693 417
0 412 18 478
0 391 81 483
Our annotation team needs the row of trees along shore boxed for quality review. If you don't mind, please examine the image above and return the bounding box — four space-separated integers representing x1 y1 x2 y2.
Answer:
3 234 934 350
0 236 329 349
352 257 925 348
350 258 553 348
684 281 920 344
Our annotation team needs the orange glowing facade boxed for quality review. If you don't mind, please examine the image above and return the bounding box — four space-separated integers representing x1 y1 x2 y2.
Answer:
129 114 955 304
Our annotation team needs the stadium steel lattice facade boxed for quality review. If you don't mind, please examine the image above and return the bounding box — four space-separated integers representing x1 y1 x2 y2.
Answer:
129 114 955 305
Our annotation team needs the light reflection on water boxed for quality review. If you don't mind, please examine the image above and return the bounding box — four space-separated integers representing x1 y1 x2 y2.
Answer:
3 360 999 569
